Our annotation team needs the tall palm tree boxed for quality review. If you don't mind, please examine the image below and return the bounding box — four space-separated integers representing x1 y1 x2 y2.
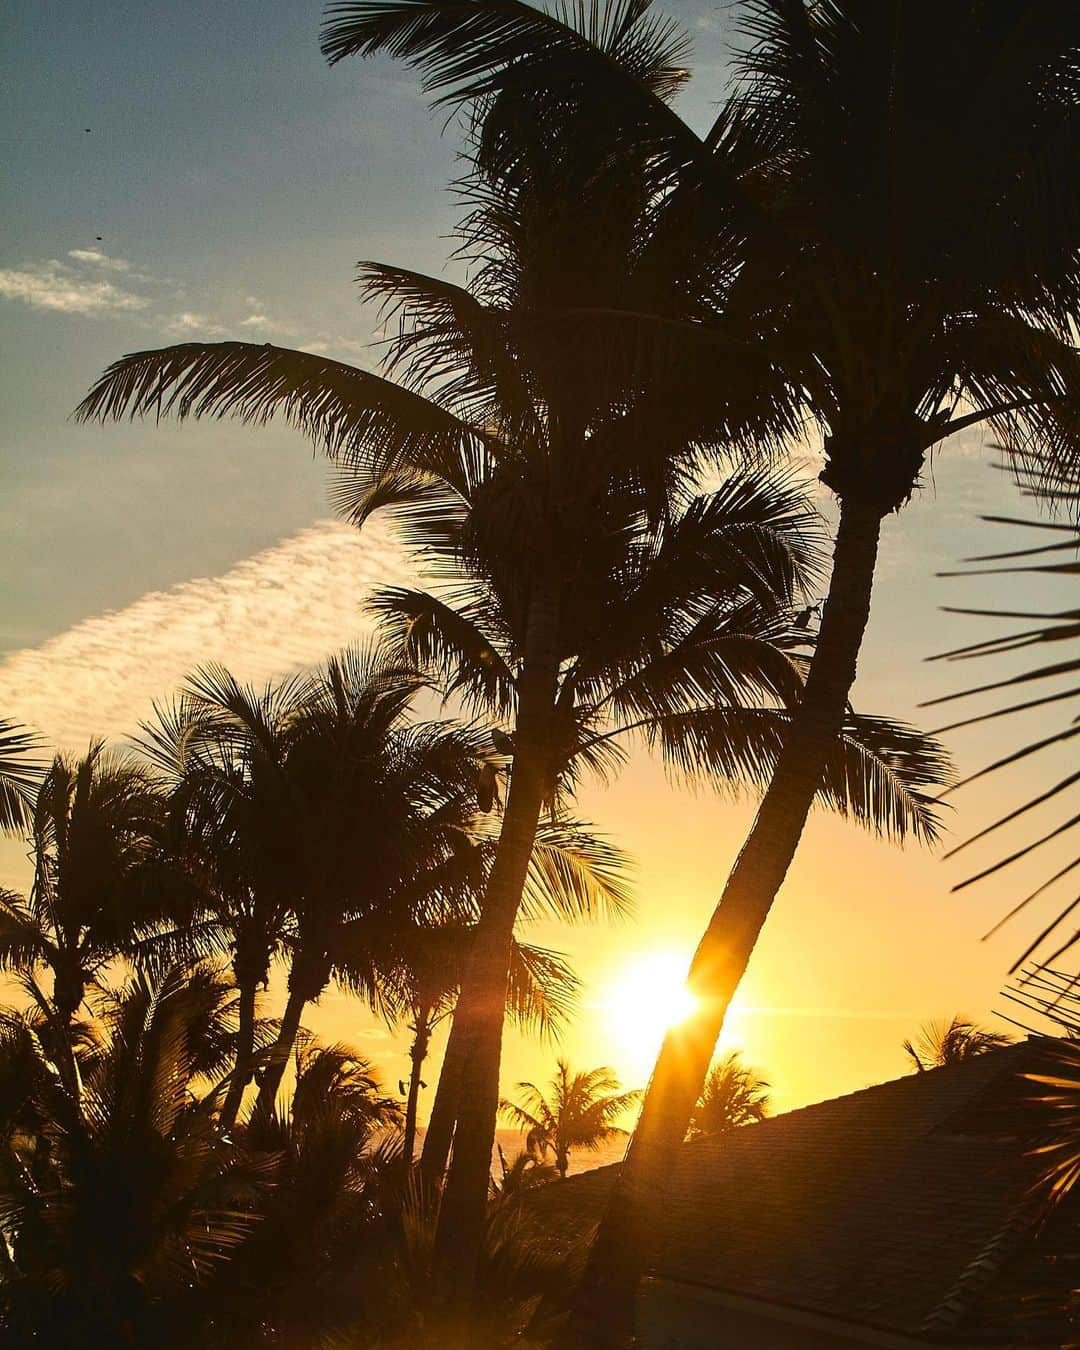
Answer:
357 437 945 1278
79 1 952 1296
903 1015 1012 1073
0 745 166 1026
687 1050 770 1138
313 3 1080 1331
500 1060 640 1180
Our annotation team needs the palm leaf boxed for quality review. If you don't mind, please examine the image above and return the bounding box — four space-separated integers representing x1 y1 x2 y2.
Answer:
0 719 45 835
75 340 491 482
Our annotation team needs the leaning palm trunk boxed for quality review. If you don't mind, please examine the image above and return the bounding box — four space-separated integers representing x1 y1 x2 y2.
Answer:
253 978 309 1120
421 1016 466 1181
432 584 561 1296
220 975 258 1131
560 498 884 1348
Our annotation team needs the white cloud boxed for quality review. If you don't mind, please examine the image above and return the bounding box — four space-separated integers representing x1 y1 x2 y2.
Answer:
161 310 227 337
0 519 412 752
0 260 149 315
67 248 132 273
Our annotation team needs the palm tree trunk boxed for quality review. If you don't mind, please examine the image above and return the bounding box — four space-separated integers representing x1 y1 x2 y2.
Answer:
420 1010 467 1182
220 975 258 1131
431 579 562 1299
559 497 885 1350
403 1011 432 1167
253 980 309 1119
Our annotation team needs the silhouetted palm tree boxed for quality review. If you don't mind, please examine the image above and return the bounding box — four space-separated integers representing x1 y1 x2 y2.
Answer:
215 1039 404 1350
500 1060 641 1179
0 964 271 1350
317 1 1080 1333
0 745 166 1027
387 923 580 1165
142 647 484 1121
687 1050 770 1138
903 1015 1012 1073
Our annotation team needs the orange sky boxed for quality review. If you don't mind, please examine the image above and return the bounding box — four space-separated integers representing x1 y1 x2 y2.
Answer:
0 436 1073 1125
3 0 1074 1130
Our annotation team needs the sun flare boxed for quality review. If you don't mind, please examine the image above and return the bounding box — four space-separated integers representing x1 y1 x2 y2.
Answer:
605 951 699 1077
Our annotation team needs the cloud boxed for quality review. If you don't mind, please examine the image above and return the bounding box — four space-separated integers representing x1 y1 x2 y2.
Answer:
239 312 289 333
0 259 149 315
161 310 227 337
0 519 412 752
67 248 132 273
0 247 377 369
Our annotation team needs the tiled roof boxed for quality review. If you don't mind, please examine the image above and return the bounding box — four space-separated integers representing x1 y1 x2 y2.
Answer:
522 1041 1058 1339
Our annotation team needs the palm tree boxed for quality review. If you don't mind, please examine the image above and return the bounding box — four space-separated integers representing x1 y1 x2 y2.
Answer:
687 1050 770 1138
500 1060 641 1180
387 922 580 1166
0 745 166 1027
317 1 1080 1334
142 646 485 1122
79 1 954 1295
415 816 634 1183
0 964 269 1350
903 1015 1012 1073
215 1039 405 1350
139 672 328 1129
0 719 44 835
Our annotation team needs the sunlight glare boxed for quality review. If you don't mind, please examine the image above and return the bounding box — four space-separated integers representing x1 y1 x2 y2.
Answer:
605 951 699 1078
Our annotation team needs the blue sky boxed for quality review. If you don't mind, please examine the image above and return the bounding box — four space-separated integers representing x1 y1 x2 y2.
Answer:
3 0 1074 1112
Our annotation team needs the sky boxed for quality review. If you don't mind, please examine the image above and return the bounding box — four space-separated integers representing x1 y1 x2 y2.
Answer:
3 0 1075 1123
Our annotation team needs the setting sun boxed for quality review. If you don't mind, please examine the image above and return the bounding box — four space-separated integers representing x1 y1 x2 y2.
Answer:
605 951 699 1076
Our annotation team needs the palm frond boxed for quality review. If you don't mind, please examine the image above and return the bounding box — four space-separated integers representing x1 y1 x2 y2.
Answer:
0 718 46 835
76 340 490 482
931 472 1080 966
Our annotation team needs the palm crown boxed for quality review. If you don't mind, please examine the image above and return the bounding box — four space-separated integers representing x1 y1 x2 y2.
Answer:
0 745 167 1026
500 1058 642 1178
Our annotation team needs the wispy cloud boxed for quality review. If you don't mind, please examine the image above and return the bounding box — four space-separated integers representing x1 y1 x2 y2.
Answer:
0 519 411 751
0 247 373 364
161 310 227 337
0 258 149 315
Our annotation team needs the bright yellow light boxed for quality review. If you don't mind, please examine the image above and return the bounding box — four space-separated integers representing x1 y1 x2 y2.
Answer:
604 951 698 1078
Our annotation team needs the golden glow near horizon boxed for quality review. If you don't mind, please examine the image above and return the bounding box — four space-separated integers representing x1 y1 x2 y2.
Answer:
604 950 699 1081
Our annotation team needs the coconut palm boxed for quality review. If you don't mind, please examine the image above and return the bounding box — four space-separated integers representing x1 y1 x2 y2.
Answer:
903 1015 1012 1073
0 719 45 835
687 1050 770 1138
141 647 486 1122
0 964 271 1350
0 745 166 1027
76 234 950 1309
356 442 948 1280
214 1039 404 1350
500 1060 641 1180
318 1 1080 1332
387 922 580 1165
80 1 955 1296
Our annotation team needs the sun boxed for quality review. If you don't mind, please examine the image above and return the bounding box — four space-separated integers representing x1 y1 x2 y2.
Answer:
604 950 699 1078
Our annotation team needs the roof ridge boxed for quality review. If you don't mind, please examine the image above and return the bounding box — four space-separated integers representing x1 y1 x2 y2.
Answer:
731 1039 1036 1134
